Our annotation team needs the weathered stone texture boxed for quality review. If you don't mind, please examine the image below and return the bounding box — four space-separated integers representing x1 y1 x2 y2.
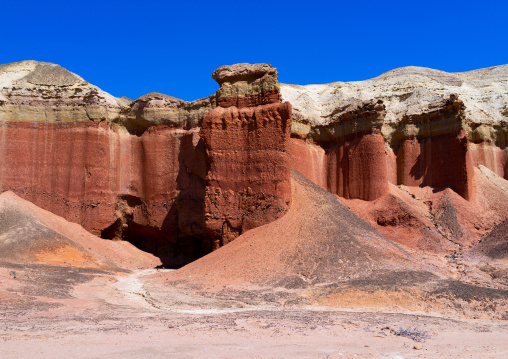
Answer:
1 59 508 261
200 63 292 249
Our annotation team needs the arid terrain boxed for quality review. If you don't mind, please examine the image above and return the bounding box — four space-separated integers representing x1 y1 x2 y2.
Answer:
2 248 508 358
0 61 507 358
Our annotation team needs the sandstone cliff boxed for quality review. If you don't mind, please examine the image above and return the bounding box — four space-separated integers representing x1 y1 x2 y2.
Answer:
200 64 292 249
281 65 508 192
0 61 212 263
1 60 507 262
280 65 508 252
0 61 291 263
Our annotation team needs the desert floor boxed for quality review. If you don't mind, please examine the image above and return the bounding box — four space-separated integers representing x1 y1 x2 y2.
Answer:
1 264 507 359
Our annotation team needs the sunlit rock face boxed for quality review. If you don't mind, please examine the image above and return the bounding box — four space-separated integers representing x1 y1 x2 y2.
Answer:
281 65 508 201
1 60 507 260
200 63 292 250
281 65 508 252
0 61 211 261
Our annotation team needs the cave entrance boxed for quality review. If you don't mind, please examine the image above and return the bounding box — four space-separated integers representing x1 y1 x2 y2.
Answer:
100 194 207 269
100 219 206 269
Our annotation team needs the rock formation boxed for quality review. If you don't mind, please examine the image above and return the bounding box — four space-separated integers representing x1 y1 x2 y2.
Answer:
0 61 211 263
2 60 508 328
212 63 281 108
281 65 508 251
165 170 414 288
200 64 292 250
311 99 389 200
0 60 507 262
0 61 292 261
282 66 508 195
0 191 159 270
152 170 508 319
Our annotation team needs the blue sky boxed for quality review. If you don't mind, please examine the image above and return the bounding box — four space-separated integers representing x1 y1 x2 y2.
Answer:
2 0 506 101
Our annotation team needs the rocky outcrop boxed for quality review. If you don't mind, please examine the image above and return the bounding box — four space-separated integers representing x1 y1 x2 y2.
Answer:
0 61 123 122
1 60 507 260
0 60 293 260
0 120 206 260
281 66 508 251
0 191 160 270
212 63 280 108
392 95 473 200
200 64 292 249
123 92 215 135
282 67 508 199
165 170 414 289
0 61 210 263
312 100 389 200
281 66 508 197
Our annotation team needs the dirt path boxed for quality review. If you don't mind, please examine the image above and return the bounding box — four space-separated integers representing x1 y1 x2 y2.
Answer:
112 269 161 309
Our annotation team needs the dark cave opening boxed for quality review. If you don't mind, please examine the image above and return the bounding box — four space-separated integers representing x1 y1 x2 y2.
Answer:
100 219 206 269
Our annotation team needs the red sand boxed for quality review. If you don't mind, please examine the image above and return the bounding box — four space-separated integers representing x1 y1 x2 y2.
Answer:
158 170 417 290
342 165 508 253
0 191 160 271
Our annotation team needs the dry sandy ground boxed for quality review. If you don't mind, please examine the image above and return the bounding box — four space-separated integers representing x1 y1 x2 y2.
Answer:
1 264 508 359
1 174 508 358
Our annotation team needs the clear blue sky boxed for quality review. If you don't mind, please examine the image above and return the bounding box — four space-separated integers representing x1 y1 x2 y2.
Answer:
1 0 506 101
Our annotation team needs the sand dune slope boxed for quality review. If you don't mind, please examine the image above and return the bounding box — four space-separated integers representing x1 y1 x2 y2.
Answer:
0 191 160 270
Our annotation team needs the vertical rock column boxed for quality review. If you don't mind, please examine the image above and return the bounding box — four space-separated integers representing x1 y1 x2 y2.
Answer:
396 95 473 200
200 64 292 252
312 100 389 201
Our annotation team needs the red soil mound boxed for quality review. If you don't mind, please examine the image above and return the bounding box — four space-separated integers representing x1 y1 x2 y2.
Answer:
342 165 508 254
469 219 508 260
0 191 160 270
162 170 420 290
462 207 508 289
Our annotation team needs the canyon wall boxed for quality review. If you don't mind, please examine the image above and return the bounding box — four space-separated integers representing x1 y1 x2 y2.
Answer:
0 61 211 261
281 66 508 251
311 100 389 201
0 61 292 261
286 95 477 201
1 60 507 259
282 67 508 200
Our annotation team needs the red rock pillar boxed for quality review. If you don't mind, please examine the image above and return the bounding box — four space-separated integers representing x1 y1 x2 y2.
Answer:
200 63 292 250
318 100 389 201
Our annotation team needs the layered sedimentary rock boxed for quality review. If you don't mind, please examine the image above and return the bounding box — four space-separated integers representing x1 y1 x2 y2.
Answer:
200 64 292 250
391 95 472 199
281 65 508 251
0 191 160 270
0 61 211 261
312 100 389 200
124 92 215 134
212 63 281 108
282 66 508 193
1 59 508 260
0 60 293 260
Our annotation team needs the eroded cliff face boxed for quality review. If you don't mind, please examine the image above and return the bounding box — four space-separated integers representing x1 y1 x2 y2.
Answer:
282 66 508 189
0 61 212 263
200 64 292 249
0 61 294 262
1 60 507 260
281 66 508 251
310 100 389 201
